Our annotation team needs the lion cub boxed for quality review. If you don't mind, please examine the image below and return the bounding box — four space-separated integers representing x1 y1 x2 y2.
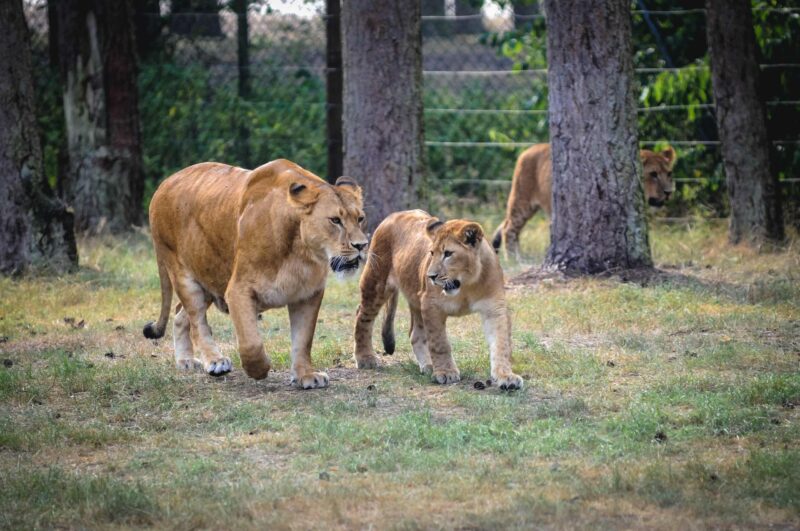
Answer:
354 210 523 390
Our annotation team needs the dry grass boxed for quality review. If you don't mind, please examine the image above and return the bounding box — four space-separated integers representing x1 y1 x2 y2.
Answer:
0 215 798 530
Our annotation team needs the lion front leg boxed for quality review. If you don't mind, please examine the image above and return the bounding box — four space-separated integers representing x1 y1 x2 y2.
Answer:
422 306 460 384
480 302 523 390
227 284 271 380
288 289 329 389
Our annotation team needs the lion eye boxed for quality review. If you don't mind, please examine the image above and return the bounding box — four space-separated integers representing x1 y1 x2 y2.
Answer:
430 250 434 256
357 215 365 223
650 172 658 179
667 172 672 178
444 250 453 258
330 217 342 225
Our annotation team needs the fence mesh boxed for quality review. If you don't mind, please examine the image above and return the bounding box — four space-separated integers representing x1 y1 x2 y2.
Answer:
23 0 800 221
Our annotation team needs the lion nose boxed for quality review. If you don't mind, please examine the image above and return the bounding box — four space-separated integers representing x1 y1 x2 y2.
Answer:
351 242 367 251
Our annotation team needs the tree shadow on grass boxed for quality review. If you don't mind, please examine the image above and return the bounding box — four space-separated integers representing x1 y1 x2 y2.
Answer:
508 265 798 308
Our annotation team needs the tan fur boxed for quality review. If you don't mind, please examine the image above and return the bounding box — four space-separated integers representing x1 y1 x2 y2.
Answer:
144 159 367 388
493 143 677 259
354 210 522 389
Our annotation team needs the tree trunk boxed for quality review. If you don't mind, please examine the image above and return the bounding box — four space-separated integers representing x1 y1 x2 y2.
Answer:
542 0 652 274
706 0 784 246
341 0 425 234
57 0 144 234
0 0 77 275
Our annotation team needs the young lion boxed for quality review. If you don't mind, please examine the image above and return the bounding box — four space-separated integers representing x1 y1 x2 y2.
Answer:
354 210 523 390
493 143 676 259
144 159 367 388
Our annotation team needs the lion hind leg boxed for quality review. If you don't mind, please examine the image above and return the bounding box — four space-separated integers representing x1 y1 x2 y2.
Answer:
175 276 231 377
503 203 539 262
381 287 399 355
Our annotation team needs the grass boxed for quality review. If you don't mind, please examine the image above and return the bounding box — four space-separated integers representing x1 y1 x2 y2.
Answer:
0 214 798 529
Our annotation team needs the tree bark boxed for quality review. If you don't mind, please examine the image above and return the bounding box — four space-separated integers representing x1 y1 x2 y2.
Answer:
0 0 77 275
57 0 144 234
543 0 652 274
706 0 784 246
341 0 425 234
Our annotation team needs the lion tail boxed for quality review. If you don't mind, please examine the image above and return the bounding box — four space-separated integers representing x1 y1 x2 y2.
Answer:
381 289 398 355
491 222 504 253
143 257 172 339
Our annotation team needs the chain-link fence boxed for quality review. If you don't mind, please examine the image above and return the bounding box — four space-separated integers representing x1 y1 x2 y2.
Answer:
23 1 800 221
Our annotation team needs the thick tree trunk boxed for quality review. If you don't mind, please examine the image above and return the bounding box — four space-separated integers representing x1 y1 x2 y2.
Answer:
341 0 425 234
0 0 77 275
543 0 652 274
706 0 784 246
57 0 144 234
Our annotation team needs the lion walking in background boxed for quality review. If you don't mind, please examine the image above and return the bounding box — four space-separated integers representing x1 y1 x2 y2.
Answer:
493 143 676 259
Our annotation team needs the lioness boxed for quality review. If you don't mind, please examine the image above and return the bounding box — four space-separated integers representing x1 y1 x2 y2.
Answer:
143 159 367 388
492 143 676 258
354 210 523 390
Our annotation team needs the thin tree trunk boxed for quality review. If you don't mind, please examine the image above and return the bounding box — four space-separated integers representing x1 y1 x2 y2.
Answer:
57 0 144 234
543 0 652 274
341 0 425 234
706 0 784 246
0 0 77 275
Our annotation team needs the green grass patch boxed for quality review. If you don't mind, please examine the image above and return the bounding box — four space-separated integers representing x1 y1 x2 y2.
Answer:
0 220 798 528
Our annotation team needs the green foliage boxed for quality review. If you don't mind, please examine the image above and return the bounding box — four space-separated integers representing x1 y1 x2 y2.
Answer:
138 58 326 209
483 0 799 218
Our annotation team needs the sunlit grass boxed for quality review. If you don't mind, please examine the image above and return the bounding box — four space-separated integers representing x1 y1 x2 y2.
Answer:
0 215 798 529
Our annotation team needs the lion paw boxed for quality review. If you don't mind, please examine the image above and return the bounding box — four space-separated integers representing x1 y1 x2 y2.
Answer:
493 372 524 391
205 357 232 377
292 371 330 390
356 355 379 370
432 368 460 385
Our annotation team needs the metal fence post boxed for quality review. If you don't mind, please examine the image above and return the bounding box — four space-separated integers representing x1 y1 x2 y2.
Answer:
326 0 343 183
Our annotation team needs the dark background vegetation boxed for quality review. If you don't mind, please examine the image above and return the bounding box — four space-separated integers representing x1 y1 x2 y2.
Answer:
25 0 800 220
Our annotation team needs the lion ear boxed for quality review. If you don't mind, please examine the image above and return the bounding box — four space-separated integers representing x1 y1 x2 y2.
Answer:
661 146 676 169
335 176 362 201
426 219 444 237
461 222 484 247
287 182 319 208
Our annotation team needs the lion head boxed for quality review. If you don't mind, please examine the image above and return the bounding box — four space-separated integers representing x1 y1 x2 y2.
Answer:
287 175 368 278
641 147 677 208
424 219 485 296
